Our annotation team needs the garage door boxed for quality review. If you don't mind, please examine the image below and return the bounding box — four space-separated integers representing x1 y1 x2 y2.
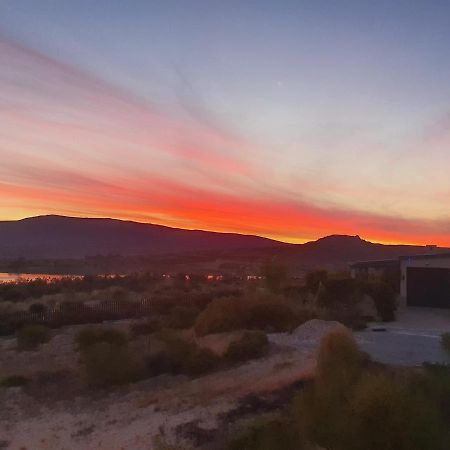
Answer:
407 267 450 308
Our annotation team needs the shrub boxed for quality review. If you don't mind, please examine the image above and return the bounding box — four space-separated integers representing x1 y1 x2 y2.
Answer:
292 330 450 450
316 328 368 387
366 281 396 321
165 305 199 329
194 296 304 336
228 416 303 450
0 375 30 387
225 331 269 363
183 347 219 376
346 372 450 450
28 303 46 314
305 270 328 293
75 326 128 351
81 341 141 387
146 332 219 377
293 328 369 448
441 333 450 354
194 297 244 336
129 319 161 336
318 278 363 309
245 302 300 332
16 325 51 350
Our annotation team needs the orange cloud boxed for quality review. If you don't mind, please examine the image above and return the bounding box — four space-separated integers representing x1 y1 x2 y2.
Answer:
1 39 449 247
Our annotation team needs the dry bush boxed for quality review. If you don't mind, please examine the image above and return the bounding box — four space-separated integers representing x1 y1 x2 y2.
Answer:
225 331 269 363
16 324 51 350
0 375 30 388
440 333 450 354
194 295 310 336
81 341 141 387
165 305 199 329
292 330 450 450
75 326 128 351
129 319 161 336
146 330 219 377
227 416 304 450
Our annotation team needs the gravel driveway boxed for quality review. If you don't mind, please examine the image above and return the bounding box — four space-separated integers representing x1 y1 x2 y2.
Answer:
355 307 450 366
355 329 450 366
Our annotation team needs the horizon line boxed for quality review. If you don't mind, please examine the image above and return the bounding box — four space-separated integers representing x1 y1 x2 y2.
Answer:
1 213 443 249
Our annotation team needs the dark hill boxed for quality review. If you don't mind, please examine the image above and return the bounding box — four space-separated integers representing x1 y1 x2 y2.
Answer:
0 215 282 259
0 216 446 265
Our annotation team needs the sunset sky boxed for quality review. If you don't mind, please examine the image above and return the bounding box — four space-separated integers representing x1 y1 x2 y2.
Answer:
1 1 450 245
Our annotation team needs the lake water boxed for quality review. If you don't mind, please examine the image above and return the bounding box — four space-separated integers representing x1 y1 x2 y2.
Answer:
0 273 70 283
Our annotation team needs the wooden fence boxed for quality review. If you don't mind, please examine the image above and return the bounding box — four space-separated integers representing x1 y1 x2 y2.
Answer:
0 299 153 335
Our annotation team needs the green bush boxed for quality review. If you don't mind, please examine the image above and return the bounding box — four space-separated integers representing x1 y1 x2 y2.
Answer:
81 341 141 387
75 326 128 351
16 325 51 350
225 331 269 363
441 333 450 354
0 375 30 388
228 416 303 450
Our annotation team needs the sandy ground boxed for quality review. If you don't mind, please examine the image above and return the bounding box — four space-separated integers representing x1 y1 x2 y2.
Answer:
0 350 315 450
2 310 448 450
0 320 335 450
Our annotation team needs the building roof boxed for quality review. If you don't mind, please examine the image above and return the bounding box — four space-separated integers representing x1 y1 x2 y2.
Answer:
349 259 399 269
399 252 450 261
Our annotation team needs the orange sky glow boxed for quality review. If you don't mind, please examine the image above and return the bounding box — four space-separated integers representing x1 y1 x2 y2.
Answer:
1 38 449 248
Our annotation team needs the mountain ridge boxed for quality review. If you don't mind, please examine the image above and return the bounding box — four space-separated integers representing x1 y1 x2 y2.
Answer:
0 215 447 262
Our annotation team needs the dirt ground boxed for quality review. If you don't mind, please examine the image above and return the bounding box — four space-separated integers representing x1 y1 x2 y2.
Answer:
0 320 331 450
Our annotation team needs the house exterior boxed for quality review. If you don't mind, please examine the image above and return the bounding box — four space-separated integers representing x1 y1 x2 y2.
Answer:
399 253 450 308
349 259 399 280
350 252 450 309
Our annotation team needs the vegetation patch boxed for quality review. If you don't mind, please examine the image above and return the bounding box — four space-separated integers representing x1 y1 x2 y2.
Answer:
441 333 450 354
16 324 51 350
194 295 311 336
225 331 269 363
146 331 219 377
80 341 141 387
0 375 30 388
75 326 128 352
